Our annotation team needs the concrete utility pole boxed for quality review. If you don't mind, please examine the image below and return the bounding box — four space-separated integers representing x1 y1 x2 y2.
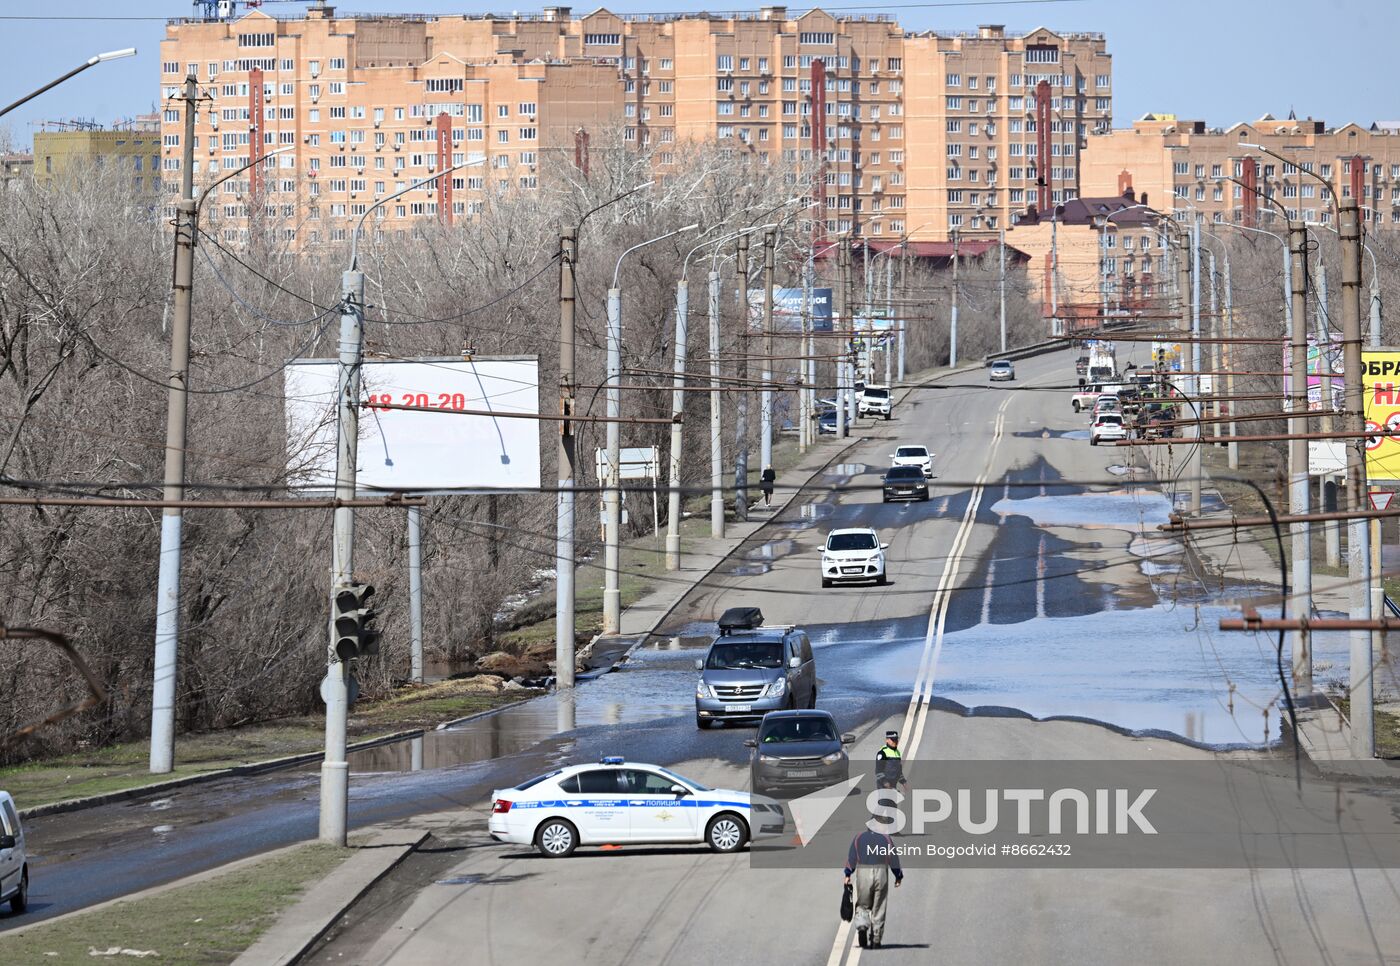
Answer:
950 230 961 368
760 229 776 474
1339 198 1375 758
998 226 1007 354
1319 262 1341 569
320 267 364 846
149 75 200 775
836 238 850 438
665 280 688 570
407 506 423 684
1221 252 1238 469
884 251 894 386
799 253 813 453
603 286 622 633
1207 251 1221 441
708 267 725 538
844 239 858 429
734 233 751 519
556 227 578 688
1190 216 1203 515
898 239 908 381
1288 221 1313 691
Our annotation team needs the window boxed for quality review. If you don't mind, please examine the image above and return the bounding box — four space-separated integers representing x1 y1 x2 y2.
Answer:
1024 45 1060 64
717 54 734 72
947 73 961 87
238 32 275 48
519 127 537 140
584 33 621 45
800 31 836 44
329 57 345 70
947 97 962 110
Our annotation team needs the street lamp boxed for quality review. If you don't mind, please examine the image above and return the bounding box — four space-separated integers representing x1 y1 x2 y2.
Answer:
602 223 699 632
1093 203 1152 321
0 47 137 119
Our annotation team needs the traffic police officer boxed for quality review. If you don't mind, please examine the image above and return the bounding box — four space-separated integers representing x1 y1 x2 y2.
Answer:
875 730 909 790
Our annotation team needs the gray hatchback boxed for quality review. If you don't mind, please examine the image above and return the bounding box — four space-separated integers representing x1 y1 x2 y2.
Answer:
746 710 854 796
695 608 816 729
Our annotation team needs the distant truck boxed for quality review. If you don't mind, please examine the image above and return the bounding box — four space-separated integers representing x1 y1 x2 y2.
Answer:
1087 343 1117 384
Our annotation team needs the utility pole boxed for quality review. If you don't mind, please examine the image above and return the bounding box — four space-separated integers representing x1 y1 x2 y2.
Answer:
149 75 200 775
760 229 775 474
1339 198 1375 758
665 280 687 570
836 238 850 438
844 239 858 429
898 238 908 381
407 506 423 684
320 267 364 846
799 253 812 454
1207 251 1221 441
556 227 578 688
1189 217 1202 515
1221 252 1238 469
603 286 623 634
883 252 893 387
950 230 961 368
1319 263 1341 569
1288 220 1313 692
998 226 1007 354
708 267 725 538
734 233 750 520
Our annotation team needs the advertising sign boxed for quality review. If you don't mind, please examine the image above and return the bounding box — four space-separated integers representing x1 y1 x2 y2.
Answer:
747 288 834 332
1363 350 1400 481
284 356 541 492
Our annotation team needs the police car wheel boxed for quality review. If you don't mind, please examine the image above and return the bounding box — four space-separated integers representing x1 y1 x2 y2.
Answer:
706 813 748 853
535 818 578 858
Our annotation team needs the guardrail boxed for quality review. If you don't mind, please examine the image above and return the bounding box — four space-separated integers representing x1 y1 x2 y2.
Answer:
982 338 1066 365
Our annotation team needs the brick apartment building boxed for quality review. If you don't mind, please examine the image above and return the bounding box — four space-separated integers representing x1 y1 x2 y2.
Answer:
1080 113 1400 229
158 5 1112 247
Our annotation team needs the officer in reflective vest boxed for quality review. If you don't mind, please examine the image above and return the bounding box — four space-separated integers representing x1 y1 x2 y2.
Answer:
875 730 909 790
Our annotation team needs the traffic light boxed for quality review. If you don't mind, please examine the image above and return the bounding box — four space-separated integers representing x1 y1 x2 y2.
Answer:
333 582 380 662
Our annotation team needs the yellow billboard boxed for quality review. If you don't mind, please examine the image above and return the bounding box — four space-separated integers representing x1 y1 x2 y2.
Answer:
1363 350 1400 481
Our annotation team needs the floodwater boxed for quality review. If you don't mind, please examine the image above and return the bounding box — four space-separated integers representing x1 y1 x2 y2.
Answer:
990 491 1172 530
860 604 1352 747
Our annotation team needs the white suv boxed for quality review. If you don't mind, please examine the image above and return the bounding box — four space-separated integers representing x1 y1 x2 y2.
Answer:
0 791 28 914
858 386 892 420
889 444 934 477
821 528 888 587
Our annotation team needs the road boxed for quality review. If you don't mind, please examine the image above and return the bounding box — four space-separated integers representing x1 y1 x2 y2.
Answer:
304 350 1398 965
8 350 1394 964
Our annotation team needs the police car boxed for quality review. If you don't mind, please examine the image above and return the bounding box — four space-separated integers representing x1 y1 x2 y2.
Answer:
489 757 782 858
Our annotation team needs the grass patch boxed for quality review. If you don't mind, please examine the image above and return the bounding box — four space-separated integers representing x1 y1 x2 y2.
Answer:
0 680 531 810
1331 697 1400 760
1 842 348 965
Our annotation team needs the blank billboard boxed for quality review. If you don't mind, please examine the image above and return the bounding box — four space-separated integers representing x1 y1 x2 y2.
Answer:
284 356 540 492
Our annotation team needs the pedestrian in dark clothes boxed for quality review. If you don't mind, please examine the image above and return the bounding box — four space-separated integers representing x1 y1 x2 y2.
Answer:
760 465 776 507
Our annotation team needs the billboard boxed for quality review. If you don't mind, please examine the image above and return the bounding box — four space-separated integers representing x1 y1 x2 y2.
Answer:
746 288 834 332
284 356 541 492
1363 350 1400 482
1283 338 1344 412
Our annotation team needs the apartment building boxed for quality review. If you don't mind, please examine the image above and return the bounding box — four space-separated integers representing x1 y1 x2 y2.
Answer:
159 6 1111 246
1081 113 1400 228
33 121 163 191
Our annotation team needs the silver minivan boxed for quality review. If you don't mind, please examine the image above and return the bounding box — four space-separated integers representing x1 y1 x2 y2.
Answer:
0 791 28 914
695 608 817 729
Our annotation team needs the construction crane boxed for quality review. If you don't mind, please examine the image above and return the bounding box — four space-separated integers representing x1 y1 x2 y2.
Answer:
191 0 264 22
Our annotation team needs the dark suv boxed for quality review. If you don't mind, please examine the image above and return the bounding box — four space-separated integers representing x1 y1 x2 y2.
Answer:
745 710 854 796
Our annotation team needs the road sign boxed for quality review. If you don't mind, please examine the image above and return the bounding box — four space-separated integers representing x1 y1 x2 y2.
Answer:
595 446 660 483
1308 440 1347 476
1370 490 1395 511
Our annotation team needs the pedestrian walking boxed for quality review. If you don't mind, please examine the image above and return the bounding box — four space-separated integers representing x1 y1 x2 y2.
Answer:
844 824 903 948
759 465 776 508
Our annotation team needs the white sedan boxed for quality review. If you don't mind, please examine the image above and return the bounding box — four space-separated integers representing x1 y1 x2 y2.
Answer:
889 444 934 477
489 757 781 857
1090 413 1128 445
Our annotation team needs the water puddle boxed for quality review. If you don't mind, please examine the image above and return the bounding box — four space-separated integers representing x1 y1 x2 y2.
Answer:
726 538 801 576
990 491 1172 530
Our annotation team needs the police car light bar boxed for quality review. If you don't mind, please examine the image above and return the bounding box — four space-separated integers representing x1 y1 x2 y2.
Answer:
599 756 625 765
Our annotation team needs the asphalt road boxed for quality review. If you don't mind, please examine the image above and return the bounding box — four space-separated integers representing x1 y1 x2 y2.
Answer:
306 351 1400 966
9 351 1398 964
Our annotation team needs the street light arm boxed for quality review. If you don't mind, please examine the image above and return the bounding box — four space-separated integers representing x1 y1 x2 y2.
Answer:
1240 142 1334 201
690 222 778 274
349 157 485 270
1214 174 1291 222
613 223 700 289
196 145 294 209
0 47 138 120
579 180 654 231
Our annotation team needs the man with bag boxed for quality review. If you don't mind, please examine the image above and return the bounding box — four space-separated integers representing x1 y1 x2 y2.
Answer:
843 822 904 948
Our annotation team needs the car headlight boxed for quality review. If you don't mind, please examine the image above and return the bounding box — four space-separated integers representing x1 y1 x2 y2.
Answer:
765 678 787 698
758 754 780 763
822 751 845 764
696 679 712 699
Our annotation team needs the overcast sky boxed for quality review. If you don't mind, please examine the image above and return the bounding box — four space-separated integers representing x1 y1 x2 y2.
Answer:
2 0 1395 149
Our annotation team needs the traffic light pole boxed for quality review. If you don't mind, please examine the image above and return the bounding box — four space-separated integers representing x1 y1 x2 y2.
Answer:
320 268 364 847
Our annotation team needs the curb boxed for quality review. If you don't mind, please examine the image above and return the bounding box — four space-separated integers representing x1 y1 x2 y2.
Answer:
232 826 430 966
18 728 423 821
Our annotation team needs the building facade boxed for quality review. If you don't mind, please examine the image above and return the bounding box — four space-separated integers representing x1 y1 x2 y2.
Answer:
1 154 32 190
159 6 1111 246
1080 113 1400 228
33 121 162 191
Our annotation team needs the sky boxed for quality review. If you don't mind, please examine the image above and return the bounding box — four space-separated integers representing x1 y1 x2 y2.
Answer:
1 0 1396 150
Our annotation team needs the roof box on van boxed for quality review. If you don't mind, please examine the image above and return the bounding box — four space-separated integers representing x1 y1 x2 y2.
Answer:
716 606 764 634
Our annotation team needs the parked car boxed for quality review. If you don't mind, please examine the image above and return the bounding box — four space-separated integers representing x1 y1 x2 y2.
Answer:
694 607 817 728
1090 413 1128 445
889 444 934 477
745 710 854 797
816 410 838 435
882 465 930 502
858 385 892 420
821 528 888 587
0 791 28 914
989 359 1016 381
